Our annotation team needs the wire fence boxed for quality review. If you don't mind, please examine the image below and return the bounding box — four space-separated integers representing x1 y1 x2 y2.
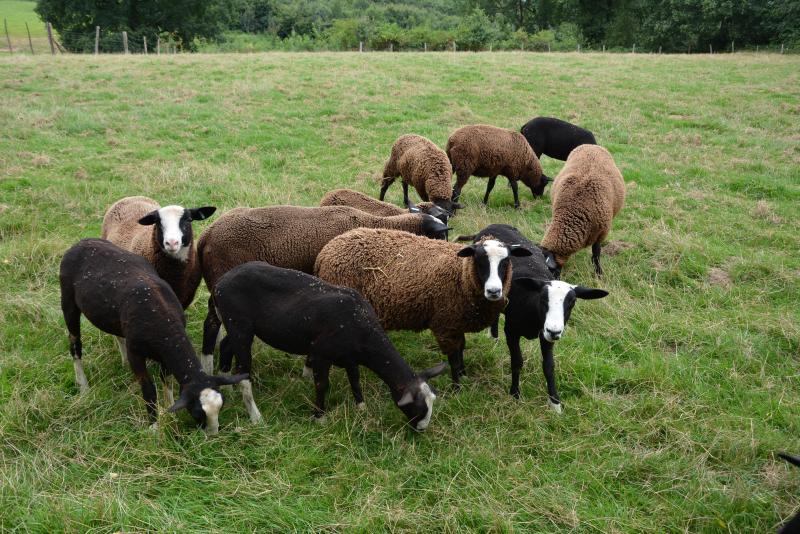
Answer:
0 20 795 56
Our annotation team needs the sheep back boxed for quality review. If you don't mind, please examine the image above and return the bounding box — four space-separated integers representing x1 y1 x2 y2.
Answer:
101 196 160 261
384 135 453 204
541 145 625 262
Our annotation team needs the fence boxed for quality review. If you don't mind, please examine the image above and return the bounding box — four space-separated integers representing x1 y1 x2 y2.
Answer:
0 21 794 56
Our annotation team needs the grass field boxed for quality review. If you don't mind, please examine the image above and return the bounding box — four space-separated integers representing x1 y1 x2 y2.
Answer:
0 0 50 54
1 51 799 532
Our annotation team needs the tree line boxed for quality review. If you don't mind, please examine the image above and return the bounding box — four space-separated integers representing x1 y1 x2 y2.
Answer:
36 0 800 53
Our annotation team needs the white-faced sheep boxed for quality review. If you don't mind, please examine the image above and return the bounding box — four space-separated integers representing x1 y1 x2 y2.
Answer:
314 228 532 387
197 205 450 373
457 224 608 412
59 239 246 434
539 144 625 277
380 134 460 214
101 196 216 309
446 124 546 209
213 261 447 430
320 188 450 224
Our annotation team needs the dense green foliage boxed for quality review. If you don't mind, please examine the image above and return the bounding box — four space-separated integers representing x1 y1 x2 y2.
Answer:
1 51 799 531
30 0 800 52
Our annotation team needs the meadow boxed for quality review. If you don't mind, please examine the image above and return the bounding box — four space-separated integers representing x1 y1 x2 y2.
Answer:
0 51 798 532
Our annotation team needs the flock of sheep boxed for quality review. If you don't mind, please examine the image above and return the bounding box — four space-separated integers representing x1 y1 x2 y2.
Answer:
59 116 628 434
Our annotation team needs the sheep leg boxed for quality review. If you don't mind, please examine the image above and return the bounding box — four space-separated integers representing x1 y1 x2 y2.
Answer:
437 333 466 389
311 360 332 420
489 318 499 339
201 296 221 374
539 335 562 413
507 333 524 399
509 179 521 209
452 172 470 202
61 291 88 393
129 350 158 425
222 329 261 423
482 176 497 204
591 242 603 276
345 365 365 409
159 365 174 408
402 181 411 207
116 336 128 366
379 177 394 201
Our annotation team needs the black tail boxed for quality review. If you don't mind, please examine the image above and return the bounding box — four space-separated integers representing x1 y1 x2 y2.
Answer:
779 453 800 468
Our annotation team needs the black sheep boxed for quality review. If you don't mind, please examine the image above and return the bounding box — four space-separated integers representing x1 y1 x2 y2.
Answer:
457 224 607 412
778 453 800 534
520 117 597 189
59 239 246 434
213 261 447 430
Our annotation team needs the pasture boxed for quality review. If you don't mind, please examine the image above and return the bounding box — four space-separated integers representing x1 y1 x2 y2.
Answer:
0 51 798 531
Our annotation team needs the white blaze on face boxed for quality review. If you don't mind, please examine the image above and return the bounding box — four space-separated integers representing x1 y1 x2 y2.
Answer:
416 382 436 431
158 205 188 261
482 240 509 300
199 387 223 435
543 281 574 342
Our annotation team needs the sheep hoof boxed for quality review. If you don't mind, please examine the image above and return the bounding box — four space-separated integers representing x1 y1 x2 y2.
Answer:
355 402 366 411
302 365 314 379
314 414 327 425
250 412 263 424
548 400 563 414
148 422 159 433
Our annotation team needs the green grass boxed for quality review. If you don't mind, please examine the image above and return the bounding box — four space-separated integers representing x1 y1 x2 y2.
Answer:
0 1 44 37
1 51 799 532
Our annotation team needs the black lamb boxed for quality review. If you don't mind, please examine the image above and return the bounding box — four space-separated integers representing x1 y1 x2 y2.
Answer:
213 261 447 431
520 116 597 189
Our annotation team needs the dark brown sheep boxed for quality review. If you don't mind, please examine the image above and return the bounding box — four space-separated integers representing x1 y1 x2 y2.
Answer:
380 134 459 214
446 124 546 208
319 188 449 224
540 145 626 277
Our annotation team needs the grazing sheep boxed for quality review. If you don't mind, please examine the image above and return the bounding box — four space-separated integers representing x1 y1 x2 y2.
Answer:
446 124 546 208
540 144 625 277
101 196 216 309
520 115 597 166
197 205 450 373
380 134 460 214
320 188 450 224
457 224 608 412
59 239 246 434
214 261 447 430
314 228 532 387
778 453 800 534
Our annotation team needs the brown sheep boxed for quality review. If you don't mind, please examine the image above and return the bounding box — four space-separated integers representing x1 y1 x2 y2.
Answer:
319 188 450 224
540 145 626 277
380 134 460 214
101 196 216 309
314 228 532 387
197 205 450 373
446 124 547 209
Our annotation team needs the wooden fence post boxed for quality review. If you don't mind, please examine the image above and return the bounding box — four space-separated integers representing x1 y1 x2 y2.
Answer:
731 40 734 53
143 36 147 54
122 31 128 54
388 42 392 52
658 46 661 54
424 42 427 52
453 41 457 52
781 43 784 54
709 44 712 54
4 19 12 54
577 44 580 52
548 42 551 52
601 44 604 52
46 22 55 54
157 36 160 55
94 26 99 54
25 22 34 53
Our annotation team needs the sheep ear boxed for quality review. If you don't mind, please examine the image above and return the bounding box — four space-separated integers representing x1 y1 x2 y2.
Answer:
543 251 557 270
457 245 476 257
418 362 447 380
188 206 216 221
214 373 249 386
167 392 191 413
574 287 608 300
397 390 414 407
779 453 800 468
508 244 533 257
138 211 160 226
513 278 547 292
406 199 420 213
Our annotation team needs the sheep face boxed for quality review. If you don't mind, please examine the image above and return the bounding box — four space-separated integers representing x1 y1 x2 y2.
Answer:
420 214 451 240
530 175 552 197
167 373 247 434
514 279 608 342
138 205 216 261
458 240 532 301
397 363 447 431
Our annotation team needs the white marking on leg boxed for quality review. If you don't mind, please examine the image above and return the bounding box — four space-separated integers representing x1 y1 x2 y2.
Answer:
162 376 174 407
157 205 190 261
482 240 509 300
416 383 436 431
73 359 89 393
199 387 223 435
200 354 214 375
149 422 159 433
548 399 563 414
302 365 313 379
116 336 128 366
239 379 262 423
215 325 225 348
356 401 366 411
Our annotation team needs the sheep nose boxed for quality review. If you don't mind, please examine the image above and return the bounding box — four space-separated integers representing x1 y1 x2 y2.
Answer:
165 239 180 250
485 287 502 300
546 328 562 340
